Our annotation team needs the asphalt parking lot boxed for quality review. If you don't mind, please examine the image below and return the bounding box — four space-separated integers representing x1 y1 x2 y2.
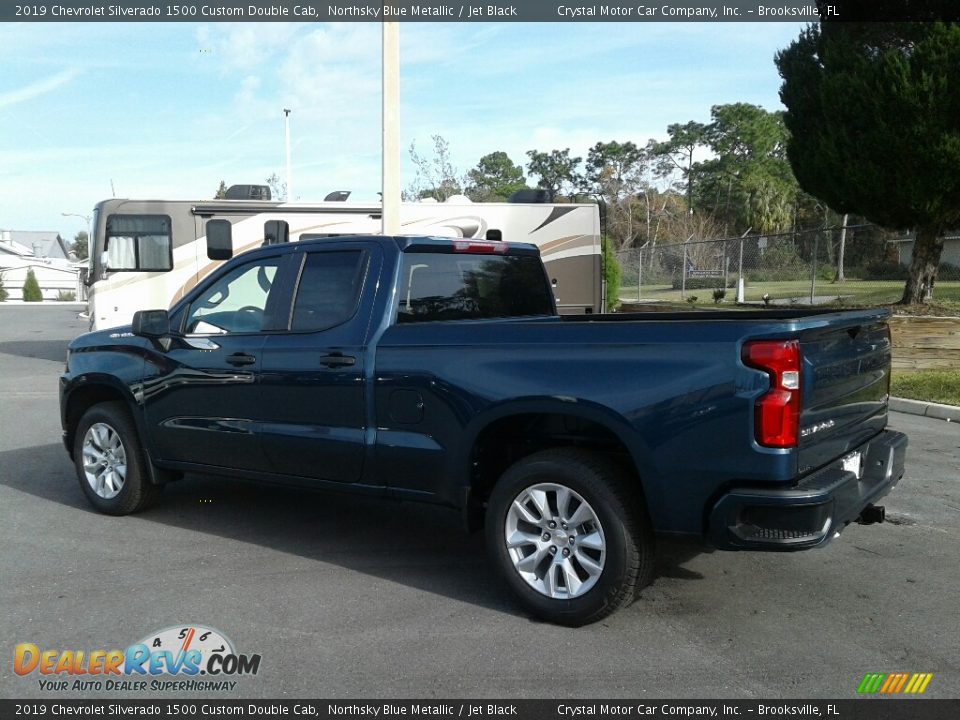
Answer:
1 304 958 700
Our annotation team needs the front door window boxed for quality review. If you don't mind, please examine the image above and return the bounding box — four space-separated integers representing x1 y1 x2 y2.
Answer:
185 259 279 335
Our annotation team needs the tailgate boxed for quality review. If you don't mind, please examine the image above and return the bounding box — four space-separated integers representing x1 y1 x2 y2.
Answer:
798 315 891 474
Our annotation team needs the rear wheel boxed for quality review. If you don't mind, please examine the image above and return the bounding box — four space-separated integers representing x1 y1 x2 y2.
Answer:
485 448 654 626
74 401 161 515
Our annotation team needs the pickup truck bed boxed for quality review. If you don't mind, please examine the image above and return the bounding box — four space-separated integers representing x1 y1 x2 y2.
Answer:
60 235 907 625
376 306 900 543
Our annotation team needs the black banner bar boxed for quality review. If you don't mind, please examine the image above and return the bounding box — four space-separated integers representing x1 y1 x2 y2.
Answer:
5 1 960 24
2 700 960 720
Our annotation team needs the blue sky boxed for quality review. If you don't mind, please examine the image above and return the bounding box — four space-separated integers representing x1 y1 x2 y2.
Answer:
0 21 805 240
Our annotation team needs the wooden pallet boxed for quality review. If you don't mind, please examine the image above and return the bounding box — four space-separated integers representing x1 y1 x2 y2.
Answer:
890 316 960 371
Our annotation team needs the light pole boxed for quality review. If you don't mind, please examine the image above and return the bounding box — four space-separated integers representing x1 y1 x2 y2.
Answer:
62 212 92 302
61 212 92 261
283 108 293 201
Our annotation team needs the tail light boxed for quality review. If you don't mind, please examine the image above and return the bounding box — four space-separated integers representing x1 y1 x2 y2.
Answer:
451 240 508 254
743 340 801 448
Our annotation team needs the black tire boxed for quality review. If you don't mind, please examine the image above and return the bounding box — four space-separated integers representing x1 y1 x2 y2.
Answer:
485 448 654 626
73 401 161 515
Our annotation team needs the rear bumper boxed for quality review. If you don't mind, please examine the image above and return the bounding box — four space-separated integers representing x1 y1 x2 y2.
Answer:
708 429 907 551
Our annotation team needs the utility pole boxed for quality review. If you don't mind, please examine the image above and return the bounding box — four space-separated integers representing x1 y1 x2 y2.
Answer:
283 108 293 201
835 213 849 282
382 22 400 235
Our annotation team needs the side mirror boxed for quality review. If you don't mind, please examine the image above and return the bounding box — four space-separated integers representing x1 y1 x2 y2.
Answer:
263 219 289 246
132 309 170 338
99 251 111 280
206 219 233 260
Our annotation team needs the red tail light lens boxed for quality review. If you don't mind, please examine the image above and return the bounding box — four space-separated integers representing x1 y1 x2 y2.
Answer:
451 240 508 254
743 340 801 448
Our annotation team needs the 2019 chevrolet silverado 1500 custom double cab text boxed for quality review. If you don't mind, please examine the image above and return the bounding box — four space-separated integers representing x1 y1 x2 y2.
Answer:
60 235 907 625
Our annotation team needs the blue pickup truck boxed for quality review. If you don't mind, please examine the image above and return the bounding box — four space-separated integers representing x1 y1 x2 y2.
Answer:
60 235 907 625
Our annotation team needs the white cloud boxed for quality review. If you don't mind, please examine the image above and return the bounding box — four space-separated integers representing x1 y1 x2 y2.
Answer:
0 68 81 109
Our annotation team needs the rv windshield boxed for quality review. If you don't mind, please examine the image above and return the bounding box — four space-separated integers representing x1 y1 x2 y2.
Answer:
103 214 173 272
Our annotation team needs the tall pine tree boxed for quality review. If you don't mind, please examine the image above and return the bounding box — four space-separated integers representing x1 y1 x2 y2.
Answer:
777 13 960 303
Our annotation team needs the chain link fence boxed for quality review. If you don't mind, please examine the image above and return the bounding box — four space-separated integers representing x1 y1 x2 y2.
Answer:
615 227 960 308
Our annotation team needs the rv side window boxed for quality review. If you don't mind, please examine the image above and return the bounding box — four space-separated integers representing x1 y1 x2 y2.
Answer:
105 215 172 271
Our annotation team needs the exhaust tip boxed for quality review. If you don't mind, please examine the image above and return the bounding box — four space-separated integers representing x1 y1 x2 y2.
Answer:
857 505 886 525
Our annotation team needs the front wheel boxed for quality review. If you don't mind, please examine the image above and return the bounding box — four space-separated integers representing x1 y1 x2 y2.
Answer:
74 401 161 515
485 448 654 626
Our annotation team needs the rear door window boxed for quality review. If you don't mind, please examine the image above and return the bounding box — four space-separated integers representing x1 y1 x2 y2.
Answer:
290 250 368 332
397 253 553 323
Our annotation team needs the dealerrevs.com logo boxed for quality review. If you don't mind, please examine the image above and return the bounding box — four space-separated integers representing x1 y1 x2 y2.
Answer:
14 624 261 692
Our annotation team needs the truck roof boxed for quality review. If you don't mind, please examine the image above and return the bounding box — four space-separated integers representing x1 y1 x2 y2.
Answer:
292 235 542 256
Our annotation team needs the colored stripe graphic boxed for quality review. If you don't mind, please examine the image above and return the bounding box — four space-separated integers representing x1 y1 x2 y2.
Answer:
857 673 885 693
880 674 897 693
858 673 932 694
893 673 909 693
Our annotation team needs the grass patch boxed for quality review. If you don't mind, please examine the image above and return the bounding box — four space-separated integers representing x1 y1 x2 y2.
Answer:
620 280 960 316
891 370 960 406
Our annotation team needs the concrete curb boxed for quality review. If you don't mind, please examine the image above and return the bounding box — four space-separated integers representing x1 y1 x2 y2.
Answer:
890 397 960 422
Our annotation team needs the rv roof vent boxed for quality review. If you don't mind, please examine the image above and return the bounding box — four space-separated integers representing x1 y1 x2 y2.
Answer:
324 191 351 202
445 194 472 203
225 184 272 201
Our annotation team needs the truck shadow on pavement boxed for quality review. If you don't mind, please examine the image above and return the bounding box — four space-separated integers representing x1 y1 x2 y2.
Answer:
0 339 73 363
1 442 708 621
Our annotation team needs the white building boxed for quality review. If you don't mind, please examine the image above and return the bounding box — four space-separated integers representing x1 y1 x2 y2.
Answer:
0 230 83 301
891 231 960 268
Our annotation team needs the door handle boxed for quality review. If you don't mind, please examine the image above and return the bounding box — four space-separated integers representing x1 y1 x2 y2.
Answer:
226 352 257 367
319 353 356 368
